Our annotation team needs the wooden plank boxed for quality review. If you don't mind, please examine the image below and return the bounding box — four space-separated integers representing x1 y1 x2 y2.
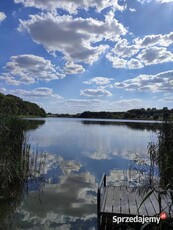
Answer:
127 191 131 215
104 187 115 213
134 189 148 216
126 187 139 215
100 187 109 213
119 186 131 215
112 186 121 214
139 190 157 216
99 184 173 218
143 199 149 216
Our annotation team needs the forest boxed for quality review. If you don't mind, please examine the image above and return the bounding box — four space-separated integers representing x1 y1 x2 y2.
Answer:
0 93 46 117
51 107 173 121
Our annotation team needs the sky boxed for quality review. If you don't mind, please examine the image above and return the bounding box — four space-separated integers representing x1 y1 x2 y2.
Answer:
1 0 173 114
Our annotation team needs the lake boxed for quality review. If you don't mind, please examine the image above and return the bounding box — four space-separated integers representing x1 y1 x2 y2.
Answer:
3 118 161 230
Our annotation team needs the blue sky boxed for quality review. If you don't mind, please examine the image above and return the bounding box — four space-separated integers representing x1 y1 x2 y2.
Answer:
1 0 173 114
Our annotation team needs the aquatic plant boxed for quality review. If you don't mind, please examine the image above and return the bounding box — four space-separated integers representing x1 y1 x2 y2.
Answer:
0 116 47 228
137 120 173 229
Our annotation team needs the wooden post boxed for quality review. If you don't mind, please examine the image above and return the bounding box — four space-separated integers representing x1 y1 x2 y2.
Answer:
104 174 106 187
97 173 106 230
97 187 100 230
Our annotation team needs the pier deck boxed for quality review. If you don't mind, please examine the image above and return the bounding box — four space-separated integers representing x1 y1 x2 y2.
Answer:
97 174 173 229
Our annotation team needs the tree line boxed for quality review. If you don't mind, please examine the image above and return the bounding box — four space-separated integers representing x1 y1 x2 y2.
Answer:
51 107 173 120
0 93 46 117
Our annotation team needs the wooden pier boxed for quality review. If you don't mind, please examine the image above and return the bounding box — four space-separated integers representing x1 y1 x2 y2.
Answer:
97 174 173 229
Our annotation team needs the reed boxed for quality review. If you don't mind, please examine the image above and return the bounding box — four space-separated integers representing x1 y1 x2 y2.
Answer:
136 120 173 229
0 117 24 226
0 116 46 227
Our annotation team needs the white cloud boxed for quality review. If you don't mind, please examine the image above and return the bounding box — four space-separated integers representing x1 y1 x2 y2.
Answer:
127 59 144 69
106 55 128 69
112 99 142 107
137 0 173 3
134 32 173 48
137 46 173 66
45 97 143 113
114 70 173 92
158 0 173 2
106 38 143 69
0 12 6 23
14 0 125 13
18 12 126 66
64 61 85 75
83 77 113 85
54 99 103 112
164 96 173 101
108 39 139 59
129 8 136 12
10 87 62 99
106 33 173 69
0 87 7 93
80 88 112 97
1 54 64 85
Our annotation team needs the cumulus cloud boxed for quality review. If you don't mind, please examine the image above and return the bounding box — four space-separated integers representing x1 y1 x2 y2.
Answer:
106 33 173 69
80 88 112 97
127 59 144 69
64 61 85 75
106 55 128 69
10 87 62 99
137 47 173 66
110 39 139 59
107 55 144 69
83 77 113 85
0 54 64 85
14 0 125 13
114 70 173 92
106 38 143 69
134 32 173 48
0 12 6 23
18 12 126 66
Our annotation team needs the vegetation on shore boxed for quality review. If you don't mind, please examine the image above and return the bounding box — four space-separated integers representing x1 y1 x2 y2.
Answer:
132 119 173 229
49 107 173 121
1 91 173 229
0 115 46 227
0 116 28 224
0 93 46 117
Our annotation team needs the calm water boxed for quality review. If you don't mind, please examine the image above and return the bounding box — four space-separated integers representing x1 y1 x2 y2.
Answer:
5 118 160 230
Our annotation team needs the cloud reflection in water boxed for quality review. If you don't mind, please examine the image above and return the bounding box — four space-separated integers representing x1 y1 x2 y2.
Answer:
13 153 97 229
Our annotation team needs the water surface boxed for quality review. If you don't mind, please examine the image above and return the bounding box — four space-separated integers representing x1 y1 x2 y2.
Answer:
5 118 160 230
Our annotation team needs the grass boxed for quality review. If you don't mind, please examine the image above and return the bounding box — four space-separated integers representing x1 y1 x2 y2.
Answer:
0 115 46 228
132 120 173 229
0 116 28 222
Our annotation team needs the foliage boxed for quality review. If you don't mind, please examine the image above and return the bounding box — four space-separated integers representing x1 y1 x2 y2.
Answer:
0 93 46 117
0 116 29 224
54 107 173 121
0 116 46 227
135 120 173 229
